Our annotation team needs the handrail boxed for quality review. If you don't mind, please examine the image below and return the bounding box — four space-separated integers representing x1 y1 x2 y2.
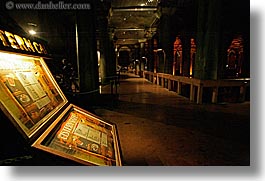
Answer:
143 71 250 104
144 71 250 87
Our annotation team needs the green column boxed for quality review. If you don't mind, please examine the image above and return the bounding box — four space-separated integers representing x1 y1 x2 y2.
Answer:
194 0 222 80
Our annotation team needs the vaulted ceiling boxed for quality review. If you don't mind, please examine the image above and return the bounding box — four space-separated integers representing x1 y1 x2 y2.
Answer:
3 0 247 53
3 0 197 53
107 0 160 47
106 0 196 48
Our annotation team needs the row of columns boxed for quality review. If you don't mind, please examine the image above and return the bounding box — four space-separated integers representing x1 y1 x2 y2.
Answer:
50 0 249 102
74 1 117 98
138 0 249 82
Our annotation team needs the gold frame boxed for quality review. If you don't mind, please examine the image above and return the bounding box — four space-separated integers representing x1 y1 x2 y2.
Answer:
0 50 122 166
32 104 122 166
0 50 68 140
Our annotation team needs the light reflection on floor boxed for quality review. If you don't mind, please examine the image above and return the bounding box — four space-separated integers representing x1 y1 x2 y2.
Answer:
95 72 250 166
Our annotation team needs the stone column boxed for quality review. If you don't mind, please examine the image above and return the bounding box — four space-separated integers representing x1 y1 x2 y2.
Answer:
181 33 191 77
241 32 250 78
139 42 145 77
194 0 222 80
76 8 99 96
134 44 140 75
158 14 175 74
146 39 154 72
100 30 116 83
97 17 107 84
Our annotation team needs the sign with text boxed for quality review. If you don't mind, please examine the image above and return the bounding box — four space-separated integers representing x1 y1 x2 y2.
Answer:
0 29 48 55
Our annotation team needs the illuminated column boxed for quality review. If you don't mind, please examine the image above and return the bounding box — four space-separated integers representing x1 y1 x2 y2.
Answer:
76 9 99 95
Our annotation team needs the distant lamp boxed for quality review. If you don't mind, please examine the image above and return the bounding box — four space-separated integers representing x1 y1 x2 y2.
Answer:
29 29 36 35
28 22 37 35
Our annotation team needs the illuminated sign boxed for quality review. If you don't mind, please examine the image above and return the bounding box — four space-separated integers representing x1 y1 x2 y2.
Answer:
0 29 47 55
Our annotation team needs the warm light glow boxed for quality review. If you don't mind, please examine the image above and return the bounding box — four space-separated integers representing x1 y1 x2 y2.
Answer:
153 49 163 52
190 67 193 76
0 29 47 54
29 30 36 35
0 52 35 70
97 51 100 61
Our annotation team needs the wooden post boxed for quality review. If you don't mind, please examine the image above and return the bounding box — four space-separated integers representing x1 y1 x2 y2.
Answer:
177 81 182 95
190 84 195 102
168 79 172 91
211 87 219 103
161 76 164 87
197 84 203 104
239 85 247 102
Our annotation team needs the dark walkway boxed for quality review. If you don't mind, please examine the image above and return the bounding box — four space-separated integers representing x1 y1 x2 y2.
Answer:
94 73 250 166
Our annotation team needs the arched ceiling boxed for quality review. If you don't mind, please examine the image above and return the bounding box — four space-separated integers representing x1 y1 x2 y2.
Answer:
108 0 161 46
107 0 195 47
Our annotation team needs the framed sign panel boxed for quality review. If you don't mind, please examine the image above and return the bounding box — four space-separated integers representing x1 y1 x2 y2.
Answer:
32 104 122 166
0 50 122 166
0 51 68 139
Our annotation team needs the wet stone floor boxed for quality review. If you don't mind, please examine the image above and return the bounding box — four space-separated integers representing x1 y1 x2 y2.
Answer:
93 73 250 166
